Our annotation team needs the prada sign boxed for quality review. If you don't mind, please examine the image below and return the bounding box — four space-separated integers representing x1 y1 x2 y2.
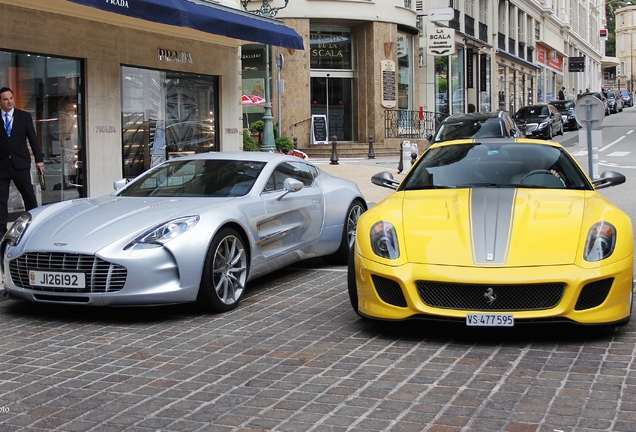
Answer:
158 49 194 64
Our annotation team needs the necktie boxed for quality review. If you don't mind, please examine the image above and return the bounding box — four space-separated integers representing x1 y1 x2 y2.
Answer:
5 113 11 136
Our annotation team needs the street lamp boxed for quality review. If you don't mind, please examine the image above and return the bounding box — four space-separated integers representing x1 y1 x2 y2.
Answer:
241 0 290 152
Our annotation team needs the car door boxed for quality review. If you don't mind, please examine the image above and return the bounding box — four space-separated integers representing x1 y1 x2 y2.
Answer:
549 105 561 133
258 161 325 258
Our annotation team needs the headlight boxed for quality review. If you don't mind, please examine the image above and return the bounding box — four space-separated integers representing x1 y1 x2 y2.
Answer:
370 221 399 259
584 222 616 262
538 121 550 129
4 213 32 246
125 215 200 250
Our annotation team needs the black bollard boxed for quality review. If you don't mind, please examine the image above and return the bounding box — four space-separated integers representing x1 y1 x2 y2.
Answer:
397 141 404 174
368 135 375 159
410 151 417 167
293 137 298 149
330 135 339 165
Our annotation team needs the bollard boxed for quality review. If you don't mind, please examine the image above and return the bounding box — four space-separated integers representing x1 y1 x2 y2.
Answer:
368 135 376 159
293 137 298 149
397 141 404 174
330 135 339 165
410 151 417 167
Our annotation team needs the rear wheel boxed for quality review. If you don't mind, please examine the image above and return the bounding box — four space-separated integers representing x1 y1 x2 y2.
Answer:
324 199 366 265
197 228 248 312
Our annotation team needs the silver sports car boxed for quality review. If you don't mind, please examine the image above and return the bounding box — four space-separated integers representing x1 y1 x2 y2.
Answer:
1 152 367 312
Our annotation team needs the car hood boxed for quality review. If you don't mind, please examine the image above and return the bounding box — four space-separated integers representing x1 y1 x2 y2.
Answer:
399 188 588 266
515 115 548 124
20 195 235 252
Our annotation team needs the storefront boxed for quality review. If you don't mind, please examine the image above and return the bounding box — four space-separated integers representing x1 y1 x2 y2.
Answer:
535 44 565 103
1 0 301 223
495 53 538 114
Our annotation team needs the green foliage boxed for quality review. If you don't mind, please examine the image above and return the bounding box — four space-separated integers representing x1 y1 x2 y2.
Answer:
275 135 294 152
249 120 279 139
242 130 259 151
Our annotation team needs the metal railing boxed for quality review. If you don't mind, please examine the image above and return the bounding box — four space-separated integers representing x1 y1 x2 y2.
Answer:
384 110 449 139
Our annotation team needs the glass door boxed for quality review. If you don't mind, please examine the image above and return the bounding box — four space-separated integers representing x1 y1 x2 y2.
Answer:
310 74 354 142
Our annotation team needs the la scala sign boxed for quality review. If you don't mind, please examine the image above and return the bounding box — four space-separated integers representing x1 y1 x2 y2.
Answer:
427 27 455 56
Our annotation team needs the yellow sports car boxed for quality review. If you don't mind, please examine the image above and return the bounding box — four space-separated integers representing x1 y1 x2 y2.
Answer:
348 139 634 327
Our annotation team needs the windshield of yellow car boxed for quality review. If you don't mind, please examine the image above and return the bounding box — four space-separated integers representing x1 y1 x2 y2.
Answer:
400 143 592 190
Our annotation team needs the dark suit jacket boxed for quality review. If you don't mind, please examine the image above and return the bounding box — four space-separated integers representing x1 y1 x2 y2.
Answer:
0 108 44 171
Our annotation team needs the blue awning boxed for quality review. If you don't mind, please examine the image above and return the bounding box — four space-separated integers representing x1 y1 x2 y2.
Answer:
68 0 304 50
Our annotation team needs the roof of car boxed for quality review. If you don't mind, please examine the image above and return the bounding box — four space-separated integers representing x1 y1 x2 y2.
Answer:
440 111 509 122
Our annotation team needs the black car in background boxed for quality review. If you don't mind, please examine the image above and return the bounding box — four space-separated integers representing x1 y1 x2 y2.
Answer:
620 89 634 107
606 90 624 113
427 111 520 143
578 91 610 116
549 100 580 131
513 103 564 140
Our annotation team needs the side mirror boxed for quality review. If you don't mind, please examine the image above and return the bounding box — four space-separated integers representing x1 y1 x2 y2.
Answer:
113 179 128 190
427 134 434 143
372 171 400 190
592 170 626 190
276 177 303 200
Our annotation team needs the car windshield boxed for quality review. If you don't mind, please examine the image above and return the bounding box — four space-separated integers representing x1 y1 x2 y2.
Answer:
607 92 616 100
118 159 266 197
400 143 592 190
433 118 504 142
620 90 630 97
515 106 549 119
551 101 575 111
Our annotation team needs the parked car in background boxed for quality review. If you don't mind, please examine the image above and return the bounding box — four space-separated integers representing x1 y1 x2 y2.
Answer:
513 103 564 140
579 91 610 116
620 89 633 107
428 111 520 143
606 90 624 113
350 139 633 327
2 152 367 312
549 100 580 131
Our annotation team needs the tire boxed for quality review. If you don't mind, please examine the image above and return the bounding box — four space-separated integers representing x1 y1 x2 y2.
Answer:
558 123 564 136
546 125 553 140
197 228 248 313
323 199 366 265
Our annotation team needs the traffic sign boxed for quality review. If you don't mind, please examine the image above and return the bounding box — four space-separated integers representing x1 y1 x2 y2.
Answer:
574 95 605 130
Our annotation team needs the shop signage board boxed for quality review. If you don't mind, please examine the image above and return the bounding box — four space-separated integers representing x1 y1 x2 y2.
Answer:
569 56 585 72
427 8 454 22
311 115 328 144
427 27 455 56
381 60 397 108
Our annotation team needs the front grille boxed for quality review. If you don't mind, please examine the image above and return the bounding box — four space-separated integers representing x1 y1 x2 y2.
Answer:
416 281 565 311
372 275 407 307
575 278 613 310
9 253 127 293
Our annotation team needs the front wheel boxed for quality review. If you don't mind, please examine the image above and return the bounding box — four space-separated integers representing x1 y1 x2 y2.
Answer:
324 199 366 265
197 228 248 313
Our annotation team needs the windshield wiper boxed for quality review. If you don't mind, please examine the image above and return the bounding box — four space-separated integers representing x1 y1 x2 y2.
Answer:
455 182 518 188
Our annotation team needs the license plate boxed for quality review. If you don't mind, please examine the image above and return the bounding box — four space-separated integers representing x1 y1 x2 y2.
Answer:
29 270 86 288
466 313 514 327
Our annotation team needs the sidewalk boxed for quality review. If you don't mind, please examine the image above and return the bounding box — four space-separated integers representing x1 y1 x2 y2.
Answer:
312 156 407 205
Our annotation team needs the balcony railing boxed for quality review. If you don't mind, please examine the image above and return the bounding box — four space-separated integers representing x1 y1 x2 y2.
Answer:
508 37 516 55
498 32 506 51
464 15 475 37
385 110 449 139
479 22 488 43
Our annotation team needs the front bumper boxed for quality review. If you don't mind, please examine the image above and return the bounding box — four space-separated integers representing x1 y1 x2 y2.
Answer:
353 252 633 325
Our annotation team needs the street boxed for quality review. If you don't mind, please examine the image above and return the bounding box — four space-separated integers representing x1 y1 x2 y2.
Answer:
2 109 636 431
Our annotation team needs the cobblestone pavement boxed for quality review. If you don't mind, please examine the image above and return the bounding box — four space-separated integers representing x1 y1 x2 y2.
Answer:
1 262 635 432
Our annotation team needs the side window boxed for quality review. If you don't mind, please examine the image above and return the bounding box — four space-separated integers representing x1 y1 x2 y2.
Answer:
264 161 316 192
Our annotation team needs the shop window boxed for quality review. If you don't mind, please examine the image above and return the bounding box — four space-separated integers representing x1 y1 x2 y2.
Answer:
0 51 84 222
121 67 219 179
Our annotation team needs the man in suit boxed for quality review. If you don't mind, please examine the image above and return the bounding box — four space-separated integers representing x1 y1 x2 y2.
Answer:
558 87 566 100
0 87 44 237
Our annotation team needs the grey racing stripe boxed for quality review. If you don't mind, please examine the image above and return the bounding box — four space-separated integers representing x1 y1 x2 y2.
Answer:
470 188 516 265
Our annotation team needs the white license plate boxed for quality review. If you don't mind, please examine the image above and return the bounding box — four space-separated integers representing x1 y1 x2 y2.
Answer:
466 313 514 327
29 270 86 288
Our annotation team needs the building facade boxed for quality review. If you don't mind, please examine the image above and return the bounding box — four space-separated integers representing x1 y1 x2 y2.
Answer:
1 0 300 223
255 0 420 151
614 3 636 93
417 0 605 118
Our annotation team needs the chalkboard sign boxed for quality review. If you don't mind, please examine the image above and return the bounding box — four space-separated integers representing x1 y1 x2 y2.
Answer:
311 115 328 144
